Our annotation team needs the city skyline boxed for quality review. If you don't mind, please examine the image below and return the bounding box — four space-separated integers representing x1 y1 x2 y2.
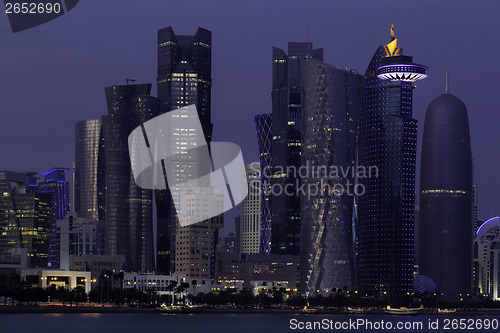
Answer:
1 1 499 224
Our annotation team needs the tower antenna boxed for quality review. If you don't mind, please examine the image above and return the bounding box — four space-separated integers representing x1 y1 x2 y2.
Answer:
445 64 449 93
306 19 311 59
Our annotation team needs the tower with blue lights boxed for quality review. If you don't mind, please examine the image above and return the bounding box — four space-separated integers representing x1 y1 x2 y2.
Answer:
38 168 69 268
356 25 427 294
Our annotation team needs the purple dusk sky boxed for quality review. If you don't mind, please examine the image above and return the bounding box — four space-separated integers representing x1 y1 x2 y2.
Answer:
0 0 498 226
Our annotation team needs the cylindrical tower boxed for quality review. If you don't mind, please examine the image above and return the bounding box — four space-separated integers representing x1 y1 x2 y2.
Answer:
419 92 473 300
75 119 105 221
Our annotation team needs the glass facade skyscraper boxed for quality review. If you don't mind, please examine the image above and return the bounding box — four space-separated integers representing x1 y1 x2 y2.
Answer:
299 58 363 294
419 92 473 300
75 119 105 222
156 27 221 278
271 42 322 255
38 168 70 268
254 113 272 254
102 83 161 272
356 27 427 294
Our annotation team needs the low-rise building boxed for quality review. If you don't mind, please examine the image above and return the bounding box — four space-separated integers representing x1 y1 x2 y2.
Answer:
217 253 300 289
19 269 92 293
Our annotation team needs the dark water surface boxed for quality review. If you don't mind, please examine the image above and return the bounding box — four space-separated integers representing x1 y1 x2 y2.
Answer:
1 313 500 333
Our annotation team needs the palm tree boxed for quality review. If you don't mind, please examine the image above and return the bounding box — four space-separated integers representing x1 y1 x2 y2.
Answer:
175 282 190 304
191 280 198 297
167 280 177 304
100 270 113 304
113 271 125 304
57 286 68 305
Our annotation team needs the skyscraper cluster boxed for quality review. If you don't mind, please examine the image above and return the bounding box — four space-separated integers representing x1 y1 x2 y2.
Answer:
73 27 221 279
0 24 477 302
254 25 474 300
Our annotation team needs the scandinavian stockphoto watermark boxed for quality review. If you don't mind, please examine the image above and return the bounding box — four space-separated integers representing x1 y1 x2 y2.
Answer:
248 161 378 200
128 104 248 227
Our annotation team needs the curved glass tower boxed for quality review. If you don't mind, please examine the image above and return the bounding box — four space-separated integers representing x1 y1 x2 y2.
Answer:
299 58 363 295
356 25 427 294
75 119 105 221
419 91 473 300
103 83 161 272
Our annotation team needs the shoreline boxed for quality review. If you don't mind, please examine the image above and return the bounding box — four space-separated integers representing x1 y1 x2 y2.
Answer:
1 306 500 315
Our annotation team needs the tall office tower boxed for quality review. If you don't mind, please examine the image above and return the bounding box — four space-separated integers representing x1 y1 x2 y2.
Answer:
356 25 427 294
254 114 272 254
38 168 70 268
102 83 161 272
240 163 261 254
271 42 323 255
75 119 105 221
419 84 473 300
0 171 52 267
156 27 222 277
299 58 363 295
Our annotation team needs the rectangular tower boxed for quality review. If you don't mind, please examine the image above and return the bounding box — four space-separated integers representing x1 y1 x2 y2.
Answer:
156 27 221 278
38 168 70 268
270 42 322 255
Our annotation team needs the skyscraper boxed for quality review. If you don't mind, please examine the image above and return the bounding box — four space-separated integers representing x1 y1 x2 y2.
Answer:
75 119 105 222
419 84 473 300
240 163 261 254
299 58 363 295
254 113 272 254
356 26 427 294
271 42 323 255
38 168 70 268
156 27 221 278
102 83 161 272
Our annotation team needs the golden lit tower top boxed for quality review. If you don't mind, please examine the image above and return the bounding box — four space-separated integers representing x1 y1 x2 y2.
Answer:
383 23 402 57
377 24 428 82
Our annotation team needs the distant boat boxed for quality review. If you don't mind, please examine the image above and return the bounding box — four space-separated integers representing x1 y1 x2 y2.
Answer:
384 305 423 315
437 308 456 314
347 307 372 314
301 305 320 313
157 303 205 314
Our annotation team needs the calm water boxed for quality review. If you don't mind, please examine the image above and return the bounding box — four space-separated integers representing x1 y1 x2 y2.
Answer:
1 313 500 333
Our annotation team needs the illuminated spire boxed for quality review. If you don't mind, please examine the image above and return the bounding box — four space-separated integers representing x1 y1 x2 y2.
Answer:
384 24 401 57
384 24 403 57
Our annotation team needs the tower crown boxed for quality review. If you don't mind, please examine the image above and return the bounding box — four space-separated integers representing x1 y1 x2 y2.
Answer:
377 25 428 82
